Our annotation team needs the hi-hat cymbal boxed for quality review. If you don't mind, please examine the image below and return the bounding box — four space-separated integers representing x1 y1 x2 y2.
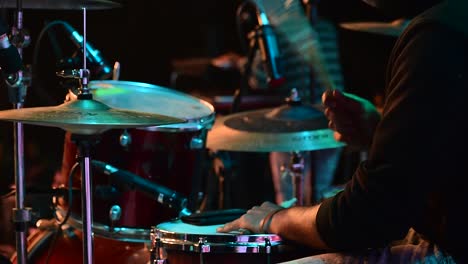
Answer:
339 18 410 37
0 99 186 135
0 0 122 10
206 103 345 152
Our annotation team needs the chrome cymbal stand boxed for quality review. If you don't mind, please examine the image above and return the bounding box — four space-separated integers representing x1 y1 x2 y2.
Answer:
71 132 98 264
290 151 305 206
55 63 96 264
77 8 95 264
56 9 96 263
7 1 31 263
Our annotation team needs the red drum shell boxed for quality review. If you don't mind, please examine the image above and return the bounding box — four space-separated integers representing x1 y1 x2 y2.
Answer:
10 228 150 264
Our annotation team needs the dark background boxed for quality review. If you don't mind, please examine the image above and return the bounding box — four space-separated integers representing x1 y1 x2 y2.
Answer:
0 0 397 217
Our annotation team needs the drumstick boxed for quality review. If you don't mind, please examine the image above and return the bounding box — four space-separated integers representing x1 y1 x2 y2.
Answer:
261 0 339 92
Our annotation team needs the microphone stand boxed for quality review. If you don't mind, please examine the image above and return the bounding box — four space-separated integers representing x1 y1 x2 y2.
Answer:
231 28 258 114
7 1 31 263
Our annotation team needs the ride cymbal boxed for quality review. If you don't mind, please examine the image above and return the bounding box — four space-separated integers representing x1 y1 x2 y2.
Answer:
0 99 186 135
206 103 345 152
0 0 122 10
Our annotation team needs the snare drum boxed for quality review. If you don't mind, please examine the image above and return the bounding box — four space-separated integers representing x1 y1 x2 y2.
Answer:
151 219 301 264
59 80 215 241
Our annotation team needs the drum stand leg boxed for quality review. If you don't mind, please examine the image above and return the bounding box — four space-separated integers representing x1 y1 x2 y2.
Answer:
7 4 31 263
11 120 30 264
72 134 100 264
290 152 305 206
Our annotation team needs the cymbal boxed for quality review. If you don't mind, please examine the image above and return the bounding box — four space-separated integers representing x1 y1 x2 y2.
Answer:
339 18 410 38
0 99 186 135
206 103 345 152
0 0 122 10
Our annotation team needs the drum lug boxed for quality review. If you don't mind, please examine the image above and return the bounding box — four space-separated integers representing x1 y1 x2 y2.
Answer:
151 228 168 264
190 136 204 149
265 237 272 264
264 237 271 254
119 129 132 148
199 236 210 253
109 205 122 231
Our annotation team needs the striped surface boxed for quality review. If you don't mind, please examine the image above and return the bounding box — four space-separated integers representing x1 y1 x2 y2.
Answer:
250 0 345 103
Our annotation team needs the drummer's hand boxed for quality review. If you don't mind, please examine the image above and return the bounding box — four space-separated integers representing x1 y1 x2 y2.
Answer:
216 202 283 234
322 89 381 151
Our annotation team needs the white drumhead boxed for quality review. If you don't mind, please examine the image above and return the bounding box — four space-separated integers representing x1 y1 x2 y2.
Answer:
156 219 229 236
89 80 215 130
154 219 284 253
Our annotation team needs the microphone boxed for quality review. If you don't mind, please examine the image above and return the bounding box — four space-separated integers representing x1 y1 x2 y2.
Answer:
253 6 286 88
92 160 189 214
0 18 23 75
62 22 113 80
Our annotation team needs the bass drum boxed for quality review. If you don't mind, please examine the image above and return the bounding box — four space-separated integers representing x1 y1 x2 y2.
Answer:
10 226 150 264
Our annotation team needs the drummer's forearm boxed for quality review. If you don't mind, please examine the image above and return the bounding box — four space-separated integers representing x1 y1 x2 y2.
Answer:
269 204 330 250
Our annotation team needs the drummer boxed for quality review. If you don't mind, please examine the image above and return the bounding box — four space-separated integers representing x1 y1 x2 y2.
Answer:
219 0 468 262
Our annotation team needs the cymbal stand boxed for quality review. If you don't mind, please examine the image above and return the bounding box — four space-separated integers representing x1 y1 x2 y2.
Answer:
78 8 95 264
286 89 306 206
290 151 305 206
7 1 32 263
70 133 99 264
59 65 97 264
56 7 97 263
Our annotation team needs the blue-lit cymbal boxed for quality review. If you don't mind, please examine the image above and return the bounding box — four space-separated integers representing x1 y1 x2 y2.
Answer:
0 99 186 135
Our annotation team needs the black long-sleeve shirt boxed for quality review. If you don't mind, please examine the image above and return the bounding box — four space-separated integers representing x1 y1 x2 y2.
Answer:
316 3 468 260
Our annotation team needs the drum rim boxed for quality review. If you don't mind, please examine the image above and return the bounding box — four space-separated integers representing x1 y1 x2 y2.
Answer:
88 80 216 132
152 220 284 254
59 209 151 243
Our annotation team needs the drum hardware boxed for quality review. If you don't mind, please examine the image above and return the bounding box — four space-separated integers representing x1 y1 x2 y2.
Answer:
150 229 167 264
108 205 122 232
190 135 205 149
118 130 132 148
3 1 35 262
290 151 305 206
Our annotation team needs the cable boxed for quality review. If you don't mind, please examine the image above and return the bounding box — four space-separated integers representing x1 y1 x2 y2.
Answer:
236 1 258 53
31 20 71 105
44 161 79 264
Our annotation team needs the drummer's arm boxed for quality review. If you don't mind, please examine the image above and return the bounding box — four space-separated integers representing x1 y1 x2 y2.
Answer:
268 204 331 250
